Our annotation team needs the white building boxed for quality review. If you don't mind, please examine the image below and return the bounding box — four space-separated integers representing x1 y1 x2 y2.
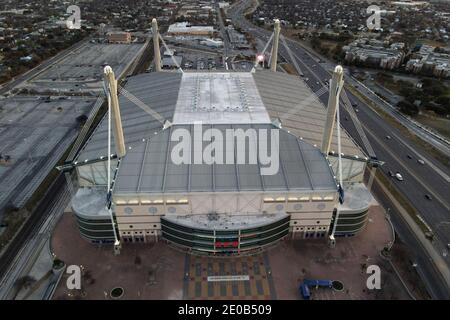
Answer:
167 22 214 36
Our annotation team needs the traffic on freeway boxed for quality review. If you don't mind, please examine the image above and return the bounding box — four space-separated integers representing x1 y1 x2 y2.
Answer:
229 0 450 298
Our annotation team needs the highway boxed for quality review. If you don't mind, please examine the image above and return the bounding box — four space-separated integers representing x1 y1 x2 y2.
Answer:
343 74 450 157
216 1 231 68
0 174 67 282
229 0 450 298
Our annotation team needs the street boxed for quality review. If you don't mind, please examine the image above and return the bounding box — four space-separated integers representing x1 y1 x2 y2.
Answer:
229 0 450 298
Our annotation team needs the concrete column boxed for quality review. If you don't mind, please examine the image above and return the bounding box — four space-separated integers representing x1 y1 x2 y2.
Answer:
152 18 161 72
270 19 281 72
104 66 126 157
321 65 344 155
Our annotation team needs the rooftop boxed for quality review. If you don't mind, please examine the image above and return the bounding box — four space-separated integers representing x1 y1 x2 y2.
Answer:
172 72 271 125
162 212 289 231
113 123 338 195
338 183 373 213
76 70 364 164
168 22 214 33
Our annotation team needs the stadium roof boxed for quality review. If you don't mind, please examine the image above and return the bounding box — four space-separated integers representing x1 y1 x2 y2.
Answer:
113 123 338 195
76 70 364 164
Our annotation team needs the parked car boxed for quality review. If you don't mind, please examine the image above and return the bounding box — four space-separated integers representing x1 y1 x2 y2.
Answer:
418 159 425 165
388 170 394 177
395 173 403 181
425 194 432 200
386 135 391 140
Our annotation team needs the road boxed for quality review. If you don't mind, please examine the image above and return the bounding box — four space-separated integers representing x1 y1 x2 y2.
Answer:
229 0 450 298
216 1 231 69
0 36 92 96
369 173 450 299
344 74 450 157
0 173 71 299
0 174 68 290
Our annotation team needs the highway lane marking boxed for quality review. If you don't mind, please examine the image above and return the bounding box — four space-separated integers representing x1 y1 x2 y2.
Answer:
373 173 450 291
342 79 450 183
286 42 450 184
363 122 450 212
235 9 450 223
380 125 450 183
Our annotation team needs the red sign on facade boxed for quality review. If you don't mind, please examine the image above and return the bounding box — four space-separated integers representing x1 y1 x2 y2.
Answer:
215 241 239 248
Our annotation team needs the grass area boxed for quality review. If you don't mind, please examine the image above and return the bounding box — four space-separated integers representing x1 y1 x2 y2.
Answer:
0 209 28 251
375 77 402 94
415 113 450 140
346 84 450 169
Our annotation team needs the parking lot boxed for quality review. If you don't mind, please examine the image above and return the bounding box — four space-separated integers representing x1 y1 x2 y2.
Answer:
160 46 224 71
0 95 95 211
20 42 145 94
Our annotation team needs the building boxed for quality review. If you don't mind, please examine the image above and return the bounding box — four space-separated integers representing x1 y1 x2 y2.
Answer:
107 32 132 44
227 26 248 46
69 69 371 254
343 39 405 70
405 44 450 78
200 38 224 48
167 22 214 37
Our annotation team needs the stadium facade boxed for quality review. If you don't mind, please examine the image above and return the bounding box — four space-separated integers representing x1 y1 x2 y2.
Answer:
69 69 371 255
67 18 371 255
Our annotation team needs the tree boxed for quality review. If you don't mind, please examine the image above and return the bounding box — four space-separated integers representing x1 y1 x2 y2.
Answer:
399 86 422 103
14 275 36 292
422 81 445 97
424 102 449 116
397 100 419 116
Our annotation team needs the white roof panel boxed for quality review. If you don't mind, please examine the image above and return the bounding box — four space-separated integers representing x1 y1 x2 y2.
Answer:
172 72 271 125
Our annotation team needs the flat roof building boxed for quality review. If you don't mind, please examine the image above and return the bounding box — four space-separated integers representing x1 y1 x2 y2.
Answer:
107 31 132 44
167 22 214 36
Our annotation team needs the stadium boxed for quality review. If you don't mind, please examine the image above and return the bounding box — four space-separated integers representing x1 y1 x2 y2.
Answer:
68 20 372 255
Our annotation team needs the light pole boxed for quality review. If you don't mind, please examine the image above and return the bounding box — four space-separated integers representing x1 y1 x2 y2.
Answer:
103 66 125 255
23 138 32 163
326 66 345 248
